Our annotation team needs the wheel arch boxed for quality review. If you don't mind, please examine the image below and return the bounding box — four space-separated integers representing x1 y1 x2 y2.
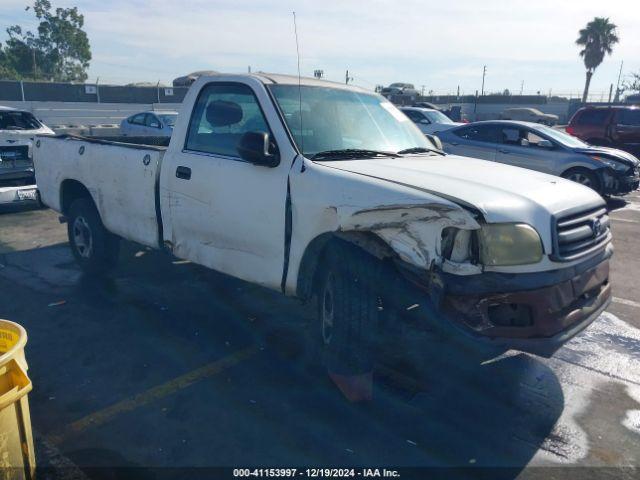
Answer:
295 231 397 301
60 179 95 216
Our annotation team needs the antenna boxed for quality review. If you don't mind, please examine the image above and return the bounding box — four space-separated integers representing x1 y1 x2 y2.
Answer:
292 11 304 152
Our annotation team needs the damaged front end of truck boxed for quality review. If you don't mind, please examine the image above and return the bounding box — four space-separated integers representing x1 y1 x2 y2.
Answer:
330 197 612 358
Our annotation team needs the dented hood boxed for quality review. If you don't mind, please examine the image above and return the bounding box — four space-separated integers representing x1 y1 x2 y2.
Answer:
316 155 604 223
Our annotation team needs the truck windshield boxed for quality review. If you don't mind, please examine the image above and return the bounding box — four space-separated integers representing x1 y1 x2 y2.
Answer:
0 111 42 130
269 85 431 158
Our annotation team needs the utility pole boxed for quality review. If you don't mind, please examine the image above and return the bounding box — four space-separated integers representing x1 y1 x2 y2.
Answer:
481 65 487 96
614 60 624 102
520 80 524 95
345 70 353 85
421 85 425 97
32 48 37 80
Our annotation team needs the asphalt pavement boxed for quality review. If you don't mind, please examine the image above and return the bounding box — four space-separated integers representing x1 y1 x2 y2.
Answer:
0 193 639 480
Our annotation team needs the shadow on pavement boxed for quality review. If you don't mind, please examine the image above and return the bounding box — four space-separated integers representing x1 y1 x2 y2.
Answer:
1 241 564 477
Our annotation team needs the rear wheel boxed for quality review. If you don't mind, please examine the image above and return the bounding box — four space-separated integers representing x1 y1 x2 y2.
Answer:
562 168 601 193
67 198 120 274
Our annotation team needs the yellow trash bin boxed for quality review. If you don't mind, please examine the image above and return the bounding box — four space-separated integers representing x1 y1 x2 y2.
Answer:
0 320 35 480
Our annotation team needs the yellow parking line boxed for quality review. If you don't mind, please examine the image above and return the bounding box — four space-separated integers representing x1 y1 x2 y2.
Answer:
47 345 258 445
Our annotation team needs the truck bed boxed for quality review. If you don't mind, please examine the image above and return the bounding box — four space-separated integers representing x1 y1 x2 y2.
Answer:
34 134 166 249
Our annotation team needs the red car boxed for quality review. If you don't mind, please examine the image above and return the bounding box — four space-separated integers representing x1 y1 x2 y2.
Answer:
567 106 640 156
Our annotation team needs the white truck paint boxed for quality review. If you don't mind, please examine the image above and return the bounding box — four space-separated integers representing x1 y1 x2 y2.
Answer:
34 74 613 361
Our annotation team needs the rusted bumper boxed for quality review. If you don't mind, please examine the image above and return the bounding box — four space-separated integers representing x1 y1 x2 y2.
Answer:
436 251 612 357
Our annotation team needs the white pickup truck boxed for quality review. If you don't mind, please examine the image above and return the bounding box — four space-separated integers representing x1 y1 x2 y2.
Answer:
34 74 613 373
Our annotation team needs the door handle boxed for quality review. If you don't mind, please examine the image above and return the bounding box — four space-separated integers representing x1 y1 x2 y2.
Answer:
498 148 510 154
176 166 191 180
450 142 459 146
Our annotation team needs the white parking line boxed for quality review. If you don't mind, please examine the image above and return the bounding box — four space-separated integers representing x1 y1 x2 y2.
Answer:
610 217 640 224
613 297 640 309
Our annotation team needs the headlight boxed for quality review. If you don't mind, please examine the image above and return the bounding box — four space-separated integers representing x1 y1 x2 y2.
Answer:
591 156 628 172
479 223 543 266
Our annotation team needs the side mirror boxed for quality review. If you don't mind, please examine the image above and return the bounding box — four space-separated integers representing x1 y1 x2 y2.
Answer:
237 131 280 167
519 138 530 147
425 134 443 150
538 139 553 148
150 122 160 128
419 118 431 125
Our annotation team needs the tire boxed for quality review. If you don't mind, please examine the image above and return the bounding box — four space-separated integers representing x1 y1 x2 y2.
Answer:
562 168 601 194
67 198 120 274
315 241 383 375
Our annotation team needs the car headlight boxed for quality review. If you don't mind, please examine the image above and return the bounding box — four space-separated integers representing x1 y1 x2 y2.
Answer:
479 223 543 266
591 156 629 172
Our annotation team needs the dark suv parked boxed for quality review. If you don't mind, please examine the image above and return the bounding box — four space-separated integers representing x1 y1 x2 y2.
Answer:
567 106 640 155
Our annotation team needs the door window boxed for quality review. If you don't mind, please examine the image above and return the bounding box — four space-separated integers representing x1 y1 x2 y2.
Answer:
130 113 146 125
145 114 161 128
575 109 609 125
619 109 640 126
185 83 270 158
500 127 521 145
455 125 499 143
403 110 428 124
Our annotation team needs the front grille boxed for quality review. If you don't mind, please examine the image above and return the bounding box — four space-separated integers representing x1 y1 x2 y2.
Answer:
0 145 30 162
553 206 611 261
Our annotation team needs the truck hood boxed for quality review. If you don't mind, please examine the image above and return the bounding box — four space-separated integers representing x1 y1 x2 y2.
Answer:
316 154 604 224
573 146 640 167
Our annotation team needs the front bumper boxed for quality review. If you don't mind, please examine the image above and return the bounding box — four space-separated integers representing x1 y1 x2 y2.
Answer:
434 249 612 357
601 169 639 195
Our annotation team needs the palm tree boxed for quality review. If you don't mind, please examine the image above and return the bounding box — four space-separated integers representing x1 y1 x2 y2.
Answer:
576 17 619 103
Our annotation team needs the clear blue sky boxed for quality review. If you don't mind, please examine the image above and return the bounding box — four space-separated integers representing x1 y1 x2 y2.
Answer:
1 0 638 96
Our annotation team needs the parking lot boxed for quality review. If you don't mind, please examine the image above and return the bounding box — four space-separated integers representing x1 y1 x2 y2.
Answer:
0 192 639 479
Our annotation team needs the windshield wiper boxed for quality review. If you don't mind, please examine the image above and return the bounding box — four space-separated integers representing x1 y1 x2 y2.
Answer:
397 146 445 155
311 149 400 160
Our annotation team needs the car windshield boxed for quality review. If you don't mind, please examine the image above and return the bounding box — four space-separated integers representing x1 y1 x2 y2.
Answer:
268 85 431 157
0 111 42 130
535 124 588 148
158 114 177 126
424 110 454 124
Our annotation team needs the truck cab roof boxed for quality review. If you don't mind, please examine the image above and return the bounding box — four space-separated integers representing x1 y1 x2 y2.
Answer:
198 72 371 93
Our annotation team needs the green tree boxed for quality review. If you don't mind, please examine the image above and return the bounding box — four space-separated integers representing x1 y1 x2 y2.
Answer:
0 0 91 82
0 42 19 79
623 72 640 94
576 17 619 103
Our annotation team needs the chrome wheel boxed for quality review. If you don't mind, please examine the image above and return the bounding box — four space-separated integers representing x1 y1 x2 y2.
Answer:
321 274 335 345
567 172 594 188
72 216 93 258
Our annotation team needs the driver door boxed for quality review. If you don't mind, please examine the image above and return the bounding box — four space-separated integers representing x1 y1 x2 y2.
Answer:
495 127 558 173
160 80 292 290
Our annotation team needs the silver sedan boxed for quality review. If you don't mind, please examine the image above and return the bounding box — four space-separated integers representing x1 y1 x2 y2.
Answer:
120 111 178 137
436 120 639 196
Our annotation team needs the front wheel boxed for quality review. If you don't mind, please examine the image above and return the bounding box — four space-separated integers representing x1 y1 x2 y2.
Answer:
562 168 601 194
316 241 382 376
67 198 120 274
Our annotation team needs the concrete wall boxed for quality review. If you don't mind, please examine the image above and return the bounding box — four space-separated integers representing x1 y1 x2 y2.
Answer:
1 101 183 128
0 80 189 103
